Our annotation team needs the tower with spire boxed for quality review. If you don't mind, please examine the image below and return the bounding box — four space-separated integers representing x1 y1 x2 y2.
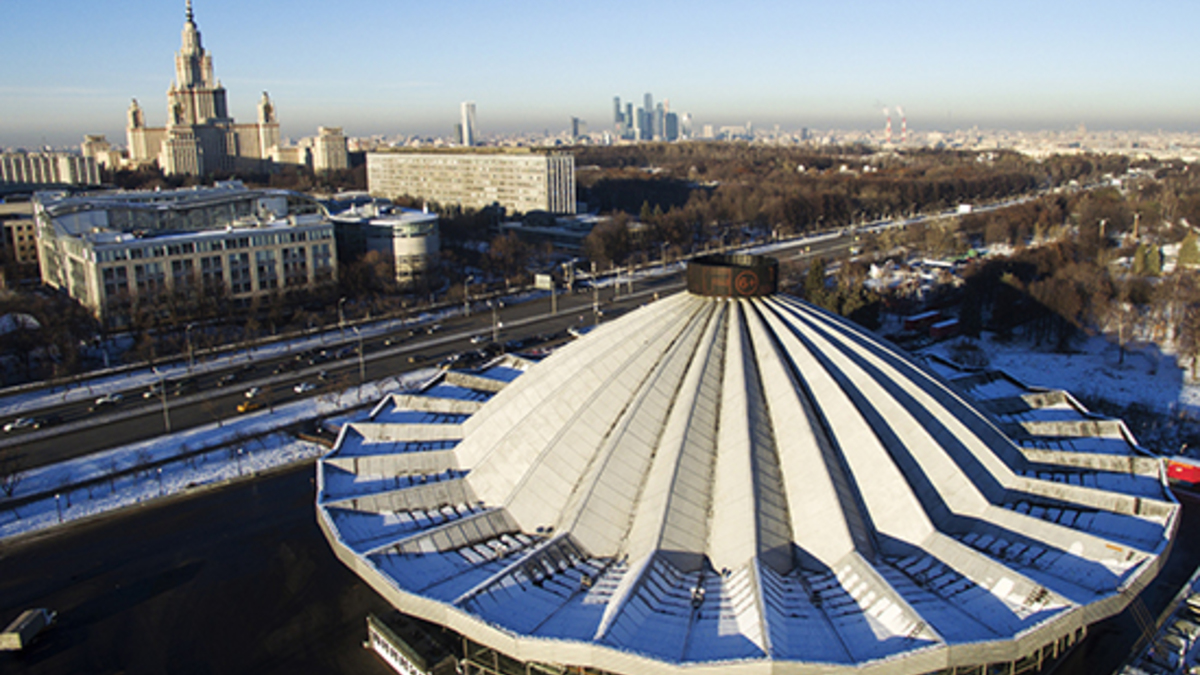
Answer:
126 1 280 176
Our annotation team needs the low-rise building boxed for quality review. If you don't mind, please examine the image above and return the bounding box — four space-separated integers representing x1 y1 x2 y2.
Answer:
330 201 438 288
0 152 100 187
34 182 337 325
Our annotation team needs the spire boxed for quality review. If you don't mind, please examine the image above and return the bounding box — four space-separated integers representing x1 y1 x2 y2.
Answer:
186 0 194 24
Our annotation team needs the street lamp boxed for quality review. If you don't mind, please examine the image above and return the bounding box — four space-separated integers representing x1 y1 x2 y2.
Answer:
338 297 347 336
236 447 244 476
489 301 503 344
352 327 366 386
152 366 171 433
463 275 474 317
185 322 196 373
55 493 62 523
156 467 163 497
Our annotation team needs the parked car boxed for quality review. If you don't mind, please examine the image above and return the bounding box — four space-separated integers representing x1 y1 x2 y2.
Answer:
293 382 317 394
3 417 34 433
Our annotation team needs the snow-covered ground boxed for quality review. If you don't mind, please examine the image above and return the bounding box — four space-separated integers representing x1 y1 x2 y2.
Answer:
922 330 1200 455
0 368 440 542
924 332 1195 415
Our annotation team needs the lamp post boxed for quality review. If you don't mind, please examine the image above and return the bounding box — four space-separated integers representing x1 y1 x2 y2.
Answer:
352 327 365 385
463 276 474 317
156 467 163 497
152 367 171 433
338 297 347 336
55 493 62 523
236 447 244 476
185 323 196 373
489 301 504 344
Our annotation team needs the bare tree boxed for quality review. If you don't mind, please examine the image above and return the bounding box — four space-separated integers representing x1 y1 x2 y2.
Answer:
0 454 26 498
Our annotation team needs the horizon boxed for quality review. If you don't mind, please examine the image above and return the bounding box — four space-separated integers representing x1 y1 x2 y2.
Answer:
2 0 1199 148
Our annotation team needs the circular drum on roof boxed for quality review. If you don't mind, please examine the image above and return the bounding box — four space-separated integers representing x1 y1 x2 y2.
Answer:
686 254 778 298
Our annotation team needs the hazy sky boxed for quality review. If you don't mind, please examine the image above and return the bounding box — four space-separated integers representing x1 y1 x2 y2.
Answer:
2 0 1198 148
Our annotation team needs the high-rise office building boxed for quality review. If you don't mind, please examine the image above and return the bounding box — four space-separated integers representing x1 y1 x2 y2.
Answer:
664 112 679 142
460 101 477 147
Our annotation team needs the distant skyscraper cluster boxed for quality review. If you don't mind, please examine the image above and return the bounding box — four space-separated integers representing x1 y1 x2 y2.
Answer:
612 93 689 142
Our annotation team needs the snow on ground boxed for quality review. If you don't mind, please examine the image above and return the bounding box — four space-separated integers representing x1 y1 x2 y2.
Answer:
0 368 440 542
924 332 1194 416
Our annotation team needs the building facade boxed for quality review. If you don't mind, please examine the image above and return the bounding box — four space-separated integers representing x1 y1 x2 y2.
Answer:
367 149 576 215
318 255 1178 675
312 127 349 173
125 1 281 176
0 152 100 187
460 102 477 147
330 203 439 288
34 182 337 325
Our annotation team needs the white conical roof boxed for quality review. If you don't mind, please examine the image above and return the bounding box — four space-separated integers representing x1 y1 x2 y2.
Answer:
318 258 1177 674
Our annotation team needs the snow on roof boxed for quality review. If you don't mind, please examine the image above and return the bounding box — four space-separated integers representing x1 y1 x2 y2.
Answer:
318 286 1179 675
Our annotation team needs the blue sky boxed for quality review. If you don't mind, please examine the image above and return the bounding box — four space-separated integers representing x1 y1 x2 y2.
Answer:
2 0 1198 148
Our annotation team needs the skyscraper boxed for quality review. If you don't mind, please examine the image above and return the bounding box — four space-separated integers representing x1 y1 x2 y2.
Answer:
460 101 477 147
126 0 280 176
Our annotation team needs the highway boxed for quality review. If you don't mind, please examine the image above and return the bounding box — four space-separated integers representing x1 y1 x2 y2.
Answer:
0 227 857 472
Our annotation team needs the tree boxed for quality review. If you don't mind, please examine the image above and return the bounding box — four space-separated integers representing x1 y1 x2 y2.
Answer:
1180 232 1200 268
803 258 829 307
486 232 529 283
1180 303 1200 382
0 453 25 498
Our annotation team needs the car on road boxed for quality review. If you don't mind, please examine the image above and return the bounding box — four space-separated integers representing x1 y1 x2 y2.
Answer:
470 334 489 345
236 400 262 414
3 417 35 433
172 377 198 396
244 386 262 399
316 370 330 381
143 382 165 398
293 382 317 394
216 373 238 387
32 414 62 430
93 393 123 407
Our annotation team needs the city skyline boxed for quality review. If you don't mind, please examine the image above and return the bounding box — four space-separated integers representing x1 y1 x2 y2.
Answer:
2 0 1199 148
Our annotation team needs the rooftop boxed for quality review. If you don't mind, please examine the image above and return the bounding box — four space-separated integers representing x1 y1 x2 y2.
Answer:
318 258 1178 674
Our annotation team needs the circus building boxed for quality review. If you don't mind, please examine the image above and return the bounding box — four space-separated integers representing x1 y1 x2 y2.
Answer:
317 255 1179 675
